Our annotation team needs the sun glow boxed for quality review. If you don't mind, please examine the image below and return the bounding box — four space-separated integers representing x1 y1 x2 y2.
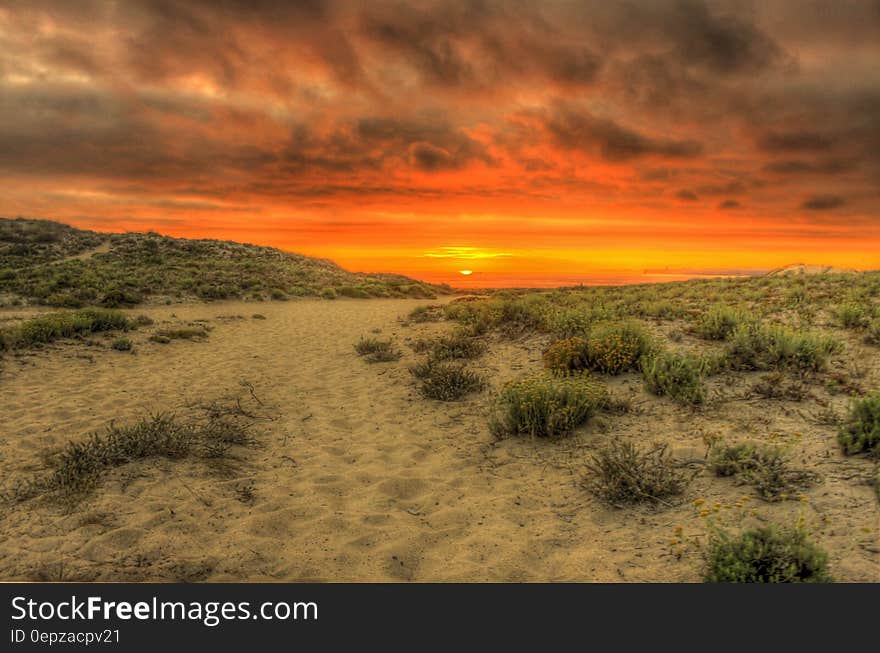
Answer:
459 270 473 276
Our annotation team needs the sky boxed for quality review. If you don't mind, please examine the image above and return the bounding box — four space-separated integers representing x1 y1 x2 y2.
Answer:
1 0 879 287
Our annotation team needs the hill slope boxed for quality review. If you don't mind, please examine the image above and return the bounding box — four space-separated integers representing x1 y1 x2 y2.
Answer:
0 218 449 307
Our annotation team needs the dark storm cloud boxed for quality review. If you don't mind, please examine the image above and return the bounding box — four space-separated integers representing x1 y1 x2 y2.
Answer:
801 195 846 210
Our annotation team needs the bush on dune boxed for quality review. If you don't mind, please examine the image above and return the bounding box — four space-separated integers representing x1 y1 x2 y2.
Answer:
0 308 130 350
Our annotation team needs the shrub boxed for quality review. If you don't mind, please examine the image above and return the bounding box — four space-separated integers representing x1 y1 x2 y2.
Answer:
584 322 654 374
640 351 706 405
408 305 443 323
585 440 689 505
354 337 402 363
724 323 841 372
252 313 266 320
695 305 753 340
836 303 867 329
543 337 588 375
704 526 832 583
111 337 132 351
410 360 485 401
490 374 607 437
428 332 486 361
320 287 337 300
0 308 131 350
837 390 880 456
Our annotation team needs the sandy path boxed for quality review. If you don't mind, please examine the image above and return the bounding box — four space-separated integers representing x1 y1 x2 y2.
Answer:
0 298 877 582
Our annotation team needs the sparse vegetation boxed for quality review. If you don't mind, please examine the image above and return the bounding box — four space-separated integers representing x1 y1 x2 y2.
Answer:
585 440 689 505
695 305 754 340
0 308 130 351
543 337 588 375
111 337 133 351
407 305 443 323
724 323 841 373
704 525 832 583
709 442 819 501
354 337 402 363
426 332 486 361
490 374 607 437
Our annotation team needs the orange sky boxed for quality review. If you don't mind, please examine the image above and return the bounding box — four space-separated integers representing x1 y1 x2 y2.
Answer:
1 1 878 286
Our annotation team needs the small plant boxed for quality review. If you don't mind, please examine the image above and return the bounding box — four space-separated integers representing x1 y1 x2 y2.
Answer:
837 390 880 456
709 442 818 501
153 327 209 341
640 351 706 405
251 313 266 320
695 305 753 340
543 337 588 375
704 525 832 583
490 374 607 437
320 287 337 300
751 372 807 401
410 360 485 401
354 337 402 363
111 337 133 351
584 322 654 374
585 440 689 505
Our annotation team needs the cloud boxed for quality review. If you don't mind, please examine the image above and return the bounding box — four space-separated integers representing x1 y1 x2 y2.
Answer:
718 199 741 210
801 195 846 210
676 190 699 202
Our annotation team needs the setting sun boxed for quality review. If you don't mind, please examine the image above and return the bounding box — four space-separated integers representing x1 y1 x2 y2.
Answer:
459 270 474 276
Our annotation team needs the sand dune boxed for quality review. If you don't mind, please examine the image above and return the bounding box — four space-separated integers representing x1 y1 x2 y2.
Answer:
0 298 877 582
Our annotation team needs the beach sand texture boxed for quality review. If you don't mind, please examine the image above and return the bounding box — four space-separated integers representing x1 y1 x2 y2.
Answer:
1 298 877 582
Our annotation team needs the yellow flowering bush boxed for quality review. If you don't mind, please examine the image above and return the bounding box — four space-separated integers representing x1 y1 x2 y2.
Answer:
543 337 589 375
584 322 654 374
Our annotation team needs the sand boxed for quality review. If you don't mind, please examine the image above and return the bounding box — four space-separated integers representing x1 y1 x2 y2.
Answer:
0 298 877 582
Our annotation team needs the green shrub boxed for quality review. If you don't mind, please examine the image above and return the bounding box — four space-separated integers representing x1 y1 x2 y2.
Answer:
543 337 589 375
0 308 131 350
490 374 607 437
354 337 402 363
410 360 485 401
111 337 132 351
586 440 688 505
836 303 867 329
584 322 654 374
320 287 337 300
705 526 832 583
641 351 706 405
724 323 841 372
695 305 754 340
838 390 880 455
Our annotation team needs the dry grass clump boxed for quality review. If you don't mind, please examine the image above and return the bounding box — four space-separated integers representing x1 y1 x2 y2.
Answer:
865 319 880 346
640 351 707 405
407 304 444 323
490 374 607 437
751 372 807 401
409 359 486 401
709 442 819 501
704 525 832 583
837 390 880 456
354 336 402 363
585 440 689 505
0 308 131 351
111 337 133 351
